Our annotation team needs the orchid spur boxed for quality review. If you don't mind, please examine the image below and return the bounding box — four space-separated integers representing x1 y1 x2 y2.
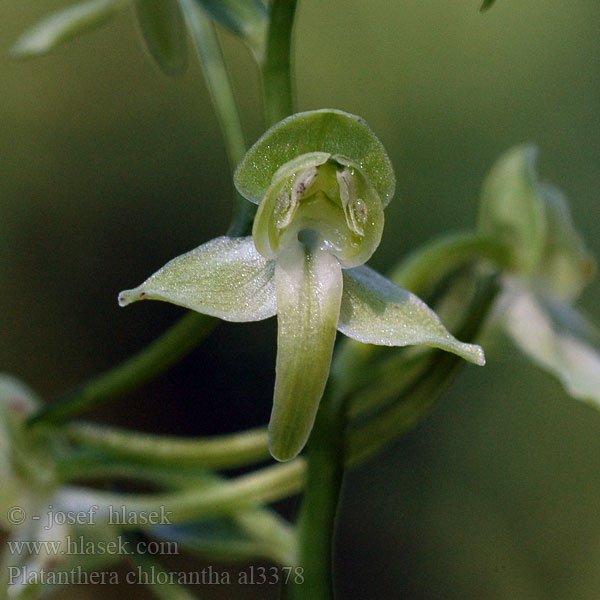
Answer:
119 109 485 461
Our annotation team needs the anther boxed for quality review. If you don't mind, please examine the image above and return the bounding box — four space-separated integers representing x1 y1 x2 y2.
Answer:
336 168 367 236
274 190 296 229
292 167 319 203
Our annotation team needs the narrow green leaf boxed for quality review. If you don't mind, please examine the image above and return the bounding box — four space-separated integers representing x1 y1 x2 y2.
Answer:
235 109 395 207
270 245 343 461
134 0 188 75
11 0 129 58
195 0 268 55
338 265 486 365
480 0 497 12
478 144 547 276
503 284 600 406
119 236 276 322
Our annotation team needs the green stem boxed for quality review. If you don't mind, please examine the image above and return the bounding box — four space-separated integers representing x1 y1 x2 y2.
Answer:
56 459 306 525
65 421 269 470
288 389 345 600
57 454 297 565
390 231 510 295
181 0 256 236
28 312 215 426
233 508 298 566
346 352 457 466
261 0 297 126
55 452 213 487
182 0 246 169
345 349 433 419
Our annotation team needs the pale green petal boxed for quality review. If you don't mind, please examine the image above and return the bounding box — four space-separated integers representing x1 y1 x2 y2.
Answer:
270 245 343 461
234 109 395 207
119 236 276 322
11 0 129 58
503 286 600 405
338 266 486 365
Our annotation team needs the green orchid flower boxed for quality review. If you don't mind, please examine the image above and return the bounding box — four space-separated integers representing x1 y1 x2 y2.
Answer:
119 109 485 461
479 145 599 404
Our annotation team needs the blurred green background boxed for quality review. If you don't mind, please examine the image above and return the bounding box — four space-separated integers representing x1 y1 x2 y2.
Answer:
2 0 600 598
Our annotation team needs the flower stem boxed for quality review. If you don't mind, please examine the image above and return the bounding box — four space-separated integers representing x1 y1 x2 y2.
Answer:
28 312 215 426
65 421 269 470
261 0 298 126
55 459 306 524
182 0 246 169
181 0 256 237
56 453 213 487
390 231 510 295
57 456 297 565
234 508 298 566
288 388 346 600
